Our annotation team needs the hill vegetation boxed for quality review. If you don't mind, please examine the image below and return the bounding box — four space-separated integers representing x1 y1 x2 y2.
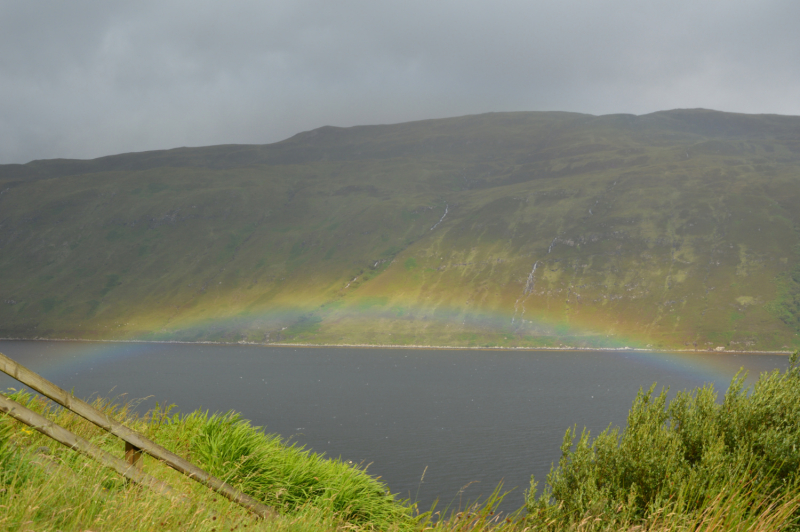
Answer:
1 109 800 350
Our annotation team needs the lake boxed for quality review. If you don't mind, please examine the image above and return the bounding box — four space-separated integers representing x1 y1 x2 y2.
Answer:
0 340 789 513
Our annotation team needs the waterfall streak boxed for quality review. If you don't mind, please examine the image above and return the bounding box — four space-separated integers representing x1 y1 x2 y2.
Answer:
523 261 539 295
430 204 449 230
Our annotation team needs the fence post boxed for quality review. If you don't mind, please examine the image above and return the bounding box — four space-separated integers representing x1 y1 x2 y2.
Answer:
125 441 143 469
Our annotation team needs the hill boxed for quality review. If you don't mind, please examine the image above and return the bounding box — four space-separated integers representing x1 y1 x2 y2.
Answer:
1 109 799 350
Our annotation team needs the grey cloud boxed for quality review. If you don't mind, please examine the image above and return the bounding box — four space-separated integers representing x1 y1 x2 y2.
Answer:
1 0 799 164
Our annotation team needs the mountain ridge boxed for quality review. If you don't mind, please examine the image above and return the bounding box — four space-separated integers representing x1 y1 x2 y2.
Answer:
8 108 800 177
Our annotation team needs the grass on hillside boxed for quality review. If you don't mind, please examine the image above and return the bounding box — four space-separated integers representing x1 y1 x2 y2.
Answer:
1 353 800 531
3 110 800 350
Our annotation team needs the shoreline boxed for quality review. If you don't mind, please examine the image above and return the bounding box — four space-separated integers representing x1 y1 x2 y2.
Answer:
0 336 793 355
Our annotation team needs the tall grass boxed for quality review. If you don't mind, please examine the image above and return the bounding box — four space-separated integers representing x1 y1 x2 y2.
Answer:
0 390 413 531
151 408 413 528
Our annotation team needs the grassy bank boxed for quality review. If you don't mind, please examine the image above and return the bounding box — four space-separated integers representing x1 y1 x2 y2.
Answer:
0 391 414 531
2 353 800 530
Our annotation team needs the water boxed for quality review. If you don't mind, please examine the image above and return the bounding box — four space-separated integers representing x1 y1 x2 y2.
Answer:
0 340 788 513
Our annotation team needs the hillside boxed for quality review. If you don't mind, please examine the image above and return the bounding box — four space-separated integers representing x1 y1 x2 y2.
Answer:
1 109 799 350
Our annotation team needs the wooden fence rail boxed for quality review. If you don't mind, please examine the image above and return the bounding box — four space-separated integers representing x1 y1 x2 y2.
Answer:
0 351 274 519
0 393 178 498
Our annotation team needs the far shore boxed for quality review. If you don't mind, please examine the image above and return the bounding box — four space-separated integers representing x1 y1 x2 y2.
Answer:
0 336 793 355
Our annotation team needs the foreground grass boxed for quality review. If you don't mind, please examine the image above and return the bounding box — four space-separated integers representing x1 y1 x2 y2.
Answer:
0 391 415 531
2 354 800 530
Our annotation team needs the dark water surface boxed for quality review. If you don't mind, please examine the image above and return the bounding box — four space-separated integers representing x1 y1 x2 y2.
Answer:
0 341 788 513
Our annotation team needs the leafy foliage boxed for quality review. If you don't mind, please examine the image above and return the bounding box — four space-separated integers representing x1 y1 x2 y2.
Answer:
527 351 800 527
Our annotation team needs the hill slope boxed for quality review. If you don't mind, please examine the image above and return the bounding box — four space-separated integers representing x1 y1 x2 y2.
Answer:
1 109 799 350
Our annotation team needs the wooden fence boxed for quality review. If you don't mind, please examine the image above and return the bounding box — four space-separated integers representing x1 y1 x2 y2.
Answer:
0 351 274 519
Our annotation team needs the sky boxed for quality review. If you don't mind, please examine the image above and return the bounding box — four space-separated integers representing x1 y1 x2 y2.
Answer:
2 0 799 164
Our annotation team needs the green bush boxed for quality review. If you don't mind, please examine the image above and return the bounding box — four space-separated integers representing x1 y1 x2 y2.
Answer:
527 351 800 526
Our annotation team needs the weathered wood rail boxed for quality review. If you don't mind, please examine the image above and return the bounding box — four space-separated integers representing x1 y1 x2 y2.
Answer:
0 393 179 498
0 351 274 519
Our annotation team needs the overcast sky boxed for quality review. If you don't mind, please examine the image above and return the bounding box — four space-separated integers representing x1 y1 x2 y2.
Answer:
2 1 799 164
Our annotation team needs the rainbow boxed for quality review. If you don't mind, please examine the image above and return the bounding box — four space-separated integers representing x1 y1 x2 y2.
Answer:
1 298 789 393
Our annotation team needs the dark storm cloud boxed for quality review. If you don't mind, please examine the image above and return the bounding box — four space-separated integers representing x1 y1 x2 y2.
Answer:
2 0 799 163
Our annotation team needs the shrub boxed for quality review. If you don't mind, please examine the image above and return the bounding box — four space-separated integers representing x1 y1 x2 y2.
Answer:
527 351 800 527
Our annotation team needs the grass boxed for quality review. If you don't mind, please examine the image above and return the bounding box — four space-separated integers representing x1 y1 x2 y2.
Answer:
2 353 800 530
0 391 414 531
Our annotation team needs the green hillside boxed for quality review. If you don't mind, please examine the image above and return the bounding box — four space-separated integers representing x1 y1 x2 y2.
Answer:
1 109 799 351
